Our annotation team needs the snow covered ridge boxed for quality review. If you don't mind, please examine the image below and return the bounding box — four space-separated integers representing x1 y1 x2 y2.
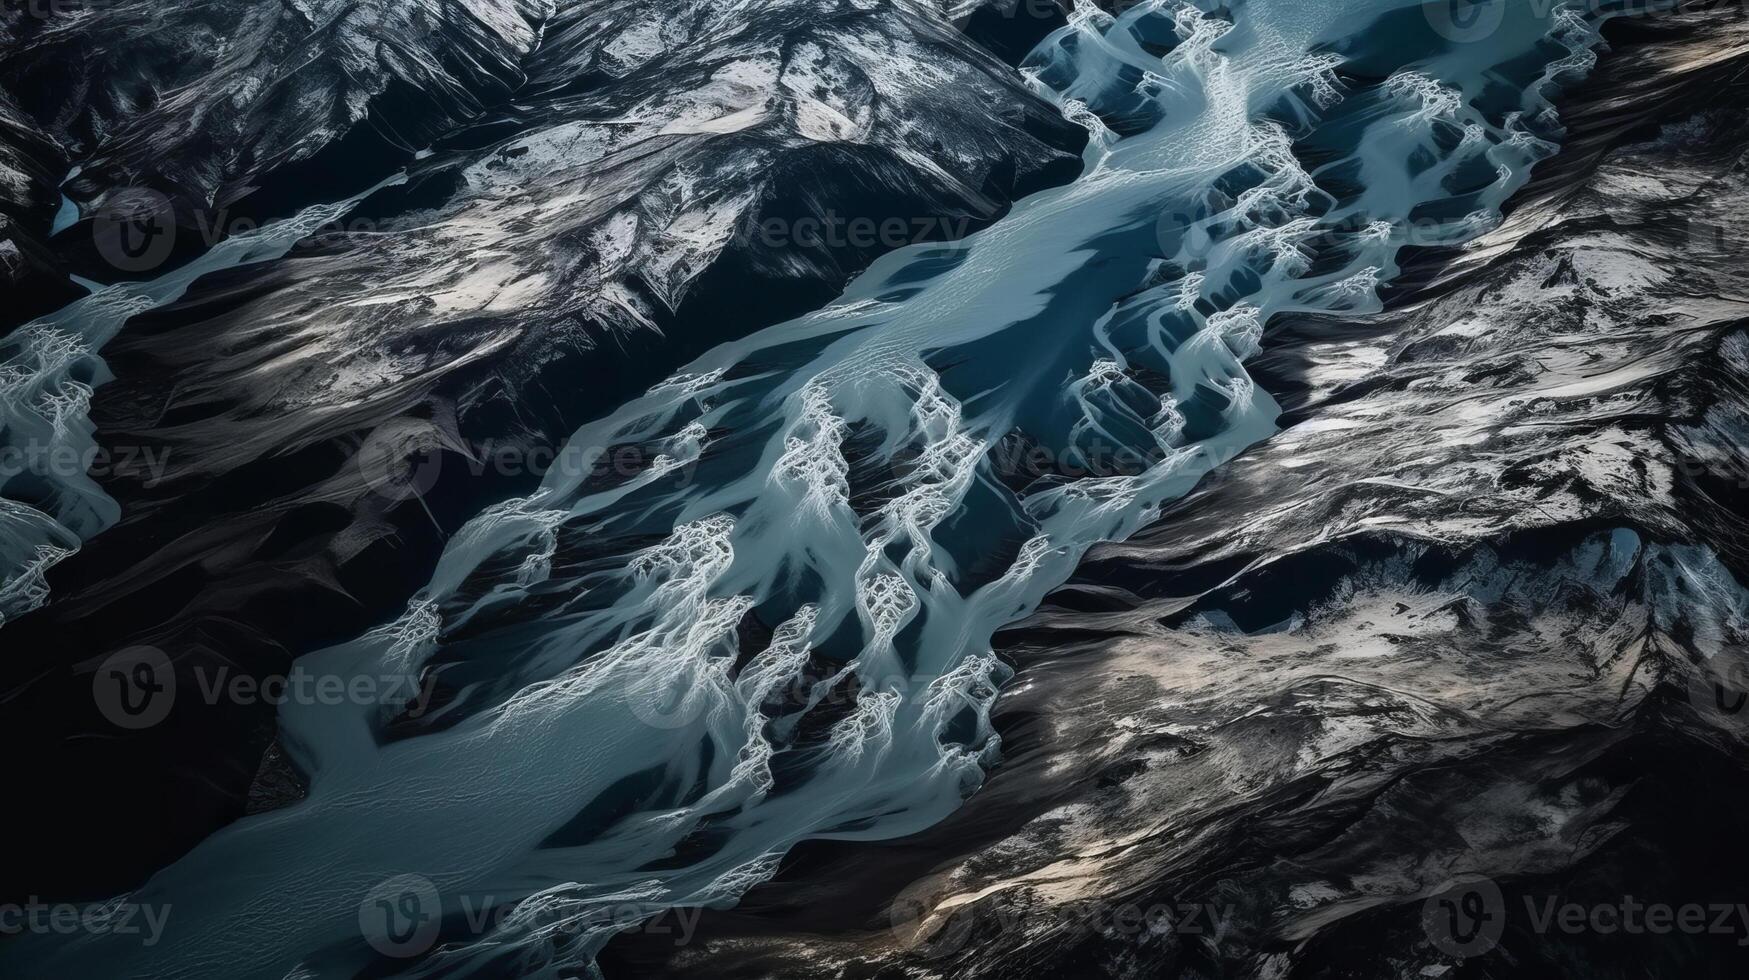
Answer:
2 0 553 214
0 0 1084 620
1 0 1085 385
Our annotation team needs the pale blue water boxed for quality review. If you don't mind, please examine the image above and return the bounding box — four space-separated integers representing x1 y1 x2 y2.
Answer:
49 165 82 236
3 1 1624 975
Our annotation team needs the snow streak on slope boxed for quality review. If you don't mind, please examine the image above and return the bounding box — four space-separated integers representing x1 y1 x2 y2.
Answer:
0 1 1620 976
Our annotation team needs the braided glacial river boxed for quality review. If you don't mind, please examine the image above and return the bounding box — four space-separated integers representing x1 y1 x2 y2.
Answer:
4 1 1628 975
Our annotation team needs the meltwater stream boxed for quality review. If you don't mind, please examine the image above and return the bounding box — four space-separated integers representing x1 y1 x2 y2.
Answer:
0 179 406 625
6 1 1620 976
